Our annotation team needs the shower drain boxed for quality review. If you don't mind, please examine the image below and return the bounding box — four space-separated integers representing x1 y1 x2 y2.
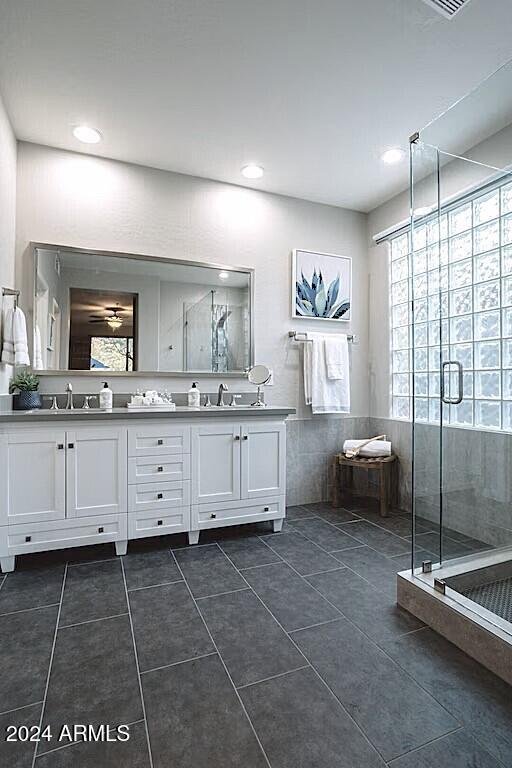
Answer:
463 577 512 624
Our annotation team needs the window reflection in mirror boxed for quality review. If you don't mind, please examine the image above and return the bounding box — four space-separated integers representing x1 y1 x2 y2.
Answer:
33 246 252 374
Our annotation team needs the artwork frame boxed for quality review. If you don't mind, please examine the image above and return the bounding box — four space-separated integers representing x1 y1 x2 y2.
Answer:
292 249 352 322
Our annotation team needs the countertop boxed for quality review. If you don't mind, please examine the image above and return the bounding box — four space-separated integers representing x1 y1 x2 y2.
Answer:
0 405 295 423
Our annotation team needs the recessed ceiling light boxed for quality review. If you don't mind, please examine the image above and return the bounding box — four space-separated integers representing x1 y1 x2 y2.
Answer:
72 125 102 144
219 271 230 280
381 148 405 165
241 164 264 179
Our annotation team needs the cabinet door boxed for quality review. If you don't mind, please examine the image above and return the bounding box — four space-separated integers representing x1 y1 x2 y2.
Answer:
191 424 241 504
66 428 127 518
1 431 66 525
241 422 286 499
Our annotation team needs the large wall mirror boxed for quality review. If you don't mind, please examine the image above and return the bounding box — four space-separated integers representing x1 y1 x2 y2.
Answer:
33 245 253 375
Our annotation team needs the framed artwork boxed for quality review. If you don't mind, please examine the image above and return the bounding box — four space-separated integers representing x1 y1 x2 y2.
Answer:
292 249 352 322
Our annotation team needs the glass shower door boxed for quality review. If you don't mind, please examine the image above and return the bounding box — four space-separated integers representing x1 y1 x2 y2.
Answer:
411 136 512 571
410 138 444 569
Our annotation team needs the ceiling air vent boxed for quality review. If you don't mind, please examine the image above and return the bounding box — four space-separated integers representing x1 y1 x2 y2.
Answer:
421 0 472 18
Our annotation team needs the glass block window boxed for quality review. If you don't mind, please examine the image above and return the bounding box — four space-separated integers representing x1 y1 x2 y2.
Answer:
390 180 512 430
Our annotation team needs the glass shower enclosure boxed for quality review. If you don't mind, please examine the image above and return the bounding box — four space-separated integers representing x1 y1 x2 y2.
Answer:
183 289 248 372
409 130 512 632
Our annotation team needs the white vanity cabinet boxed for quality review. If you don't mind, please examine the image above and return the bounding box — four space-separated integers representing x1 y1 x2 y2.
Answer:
0 425 128 572
0 409 291 572
190 420 286 540
0 430 67 526
66 428 127 518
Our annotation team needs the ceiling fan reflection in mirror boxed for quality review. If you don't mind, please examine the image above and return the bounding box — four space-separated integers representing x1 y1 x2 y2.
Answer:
89 305 126 330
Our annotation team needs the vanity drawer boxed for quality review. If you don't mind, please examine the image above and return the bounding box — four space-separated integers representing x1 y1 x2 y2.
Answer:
6 514 127 555
128 480 191 512
128 507 190 539
128 454 191 484
128 426 190 457
192 496 285 529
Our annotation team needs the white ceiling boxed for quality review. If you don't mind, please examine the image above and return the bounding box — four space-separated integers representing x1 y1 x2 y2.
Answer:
1 0 512 212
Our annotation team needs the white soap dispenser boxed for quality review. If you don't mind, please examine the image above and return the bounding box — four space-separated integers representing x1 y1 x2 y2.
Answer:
99 381 113 410
188 382 200 408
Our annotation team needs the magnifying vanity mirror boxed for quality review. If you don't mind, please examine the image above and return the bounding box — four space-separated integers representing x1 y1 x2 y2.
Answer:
248 364 271 407
33 244 253 376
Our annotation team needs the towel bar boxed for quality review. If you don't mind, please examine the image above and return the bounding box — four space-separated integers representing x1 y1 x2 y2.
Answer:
2 287 20 309
288 330 356 343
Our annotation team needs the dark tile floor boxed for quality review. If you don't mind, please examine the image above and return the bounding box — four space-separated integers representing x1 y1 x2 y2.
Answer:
0 499 509 768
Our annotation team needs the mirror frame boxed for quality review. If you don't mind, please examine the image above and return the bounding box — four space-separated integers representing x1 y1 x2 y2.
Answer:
32 242 254 377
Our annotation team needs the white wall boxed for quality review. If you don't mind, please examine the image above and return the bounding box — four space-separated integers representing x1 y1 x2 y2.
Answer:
0 93 17 395
16 142 369 417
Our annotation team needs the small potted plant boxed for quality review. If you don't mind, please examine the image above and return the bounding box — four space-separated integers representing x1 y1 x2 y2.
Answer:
9 371 42 410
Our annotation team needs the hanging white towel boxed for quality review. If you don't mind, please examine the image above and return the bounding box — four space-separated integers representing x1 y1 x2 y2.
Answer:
303 338 313 405
324 334 348 380
305 332 350 414
33 325 44 370
1 307 30 366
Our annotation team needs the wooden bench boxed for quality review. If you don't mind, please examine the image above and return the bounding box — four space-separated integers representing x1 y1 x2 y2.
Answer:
331 453 397 517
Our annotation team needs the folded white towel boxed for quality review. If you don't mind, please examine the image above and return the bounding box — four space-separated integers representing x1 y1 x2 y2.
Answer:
324 335 348 380
34 325 44 369
305 332 350 414
343 439 392 458
1 307 30 366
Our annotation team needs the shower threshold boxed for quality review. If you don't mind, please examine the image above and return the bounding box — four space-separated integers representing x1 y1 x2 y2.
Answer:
397 547 512 686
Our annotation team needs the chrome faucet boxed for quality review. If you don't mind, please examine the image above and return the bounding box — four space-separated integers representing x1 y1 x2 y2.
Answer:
65 382 74 410
217 383 228 406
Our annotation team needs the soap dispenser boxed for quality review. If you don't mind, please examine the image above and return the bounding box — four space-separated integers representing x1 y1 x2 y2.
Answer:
99 381 113 410
188 382 200 408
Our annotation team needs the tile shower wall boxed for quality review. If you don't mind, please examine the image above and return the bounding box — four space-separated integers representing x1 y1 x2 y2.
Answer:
370 417 512 549
287 416 369 506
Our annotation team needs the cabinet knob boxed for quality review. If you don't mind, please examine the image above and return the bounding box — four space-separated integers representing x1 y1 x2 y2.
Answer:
68 442 74 449
157 439 164 445
57 443 64 450
157 466 163 472
234 435 240 441
210 513 217 519
264 506 270 512
157 493 163 499
25 535 31 543
98 527 104 533
157 519 163 526
243 435 248 440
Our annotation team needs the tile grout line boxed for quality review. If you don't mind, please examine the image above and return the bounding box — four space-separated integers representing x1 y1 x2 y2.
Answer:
196 587 250 601
67 556 119 568
256 539 467 733
127 578 184 592
384 725 467 766
216 542 391 766
0 602 61 618
34 718 147 760
0 700 43 718
170 549 274 768
140 651 218 676
236 665 310 690
120 557 154 768
288 617 342 634
31 563 67 768
58 612 129 631
238 561 284 572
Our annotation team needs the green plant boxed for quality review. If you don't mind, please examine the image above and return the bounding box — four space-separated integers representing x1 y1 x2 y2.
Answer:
9 371 40 393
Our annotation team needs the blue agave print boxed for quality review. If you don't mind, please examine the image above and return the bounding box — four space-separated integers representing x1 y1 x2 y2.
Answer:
296 269 350 319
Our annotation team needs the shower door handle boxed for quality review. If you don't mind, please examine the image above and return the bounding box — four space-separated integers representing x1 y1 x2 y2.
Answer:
441 361 463 405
